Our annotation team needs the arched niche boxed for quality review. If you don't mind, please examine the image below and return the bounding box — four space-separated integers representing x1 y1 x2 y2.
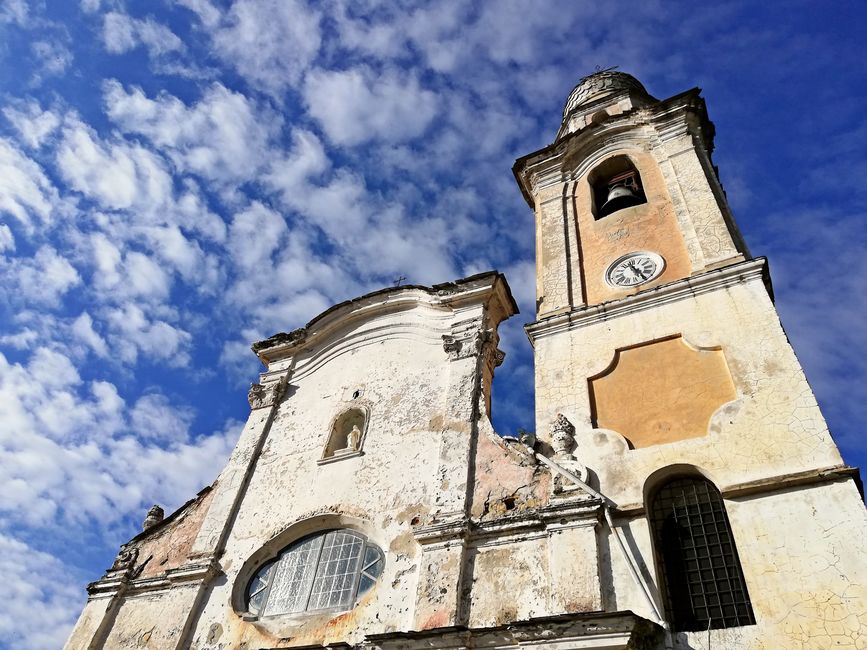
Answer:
320 406 368 463
588 154 647 219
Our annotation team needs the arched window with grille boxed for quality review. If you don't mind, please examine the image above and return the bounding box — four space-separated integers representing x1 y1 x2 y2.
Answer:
649 475 756 632
244 529 384 618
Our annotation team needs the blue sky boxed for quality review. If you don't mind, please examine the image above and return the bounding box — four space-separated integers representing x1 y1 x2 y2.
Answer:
0 1 865 647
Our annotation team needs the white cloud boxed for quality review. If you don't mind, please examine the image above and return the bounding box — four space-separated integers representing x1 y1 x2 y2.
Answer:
102 11 184 57
0 137 60 231
227 201 288 270
0 0 28 26
177 0 221 28
105 303 192 366
210 0 322 95
303 66 439 146
56 117 173 213
2 246 81 308
0 223 14 252
31 39 73 79
130 393 193 443
0 348 236 532
71 312 109 358
0 328 37 349
3 100 61 149
0 534 83 650
103 80 279 182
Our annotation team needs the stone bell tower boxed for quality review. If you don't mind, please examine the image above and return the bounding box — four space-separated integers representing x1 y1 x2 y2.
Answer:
514 70 867 648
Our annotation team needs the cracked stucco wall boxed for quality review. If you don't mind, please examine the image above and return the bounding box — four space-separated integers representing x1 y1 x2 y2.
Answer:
533 269 866 647
183 288 513 649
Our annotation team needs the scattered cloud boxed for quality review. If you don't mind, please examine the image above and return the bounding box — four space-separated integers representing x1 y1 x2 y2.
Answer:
103 80 280 182
303 66 439 146
102 11 184 57
210 0 322 95
0 137 61 231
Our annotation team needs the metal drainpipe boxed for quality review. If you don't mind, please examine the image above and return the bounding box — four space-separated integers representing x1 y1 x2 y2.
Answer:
502 436 674 649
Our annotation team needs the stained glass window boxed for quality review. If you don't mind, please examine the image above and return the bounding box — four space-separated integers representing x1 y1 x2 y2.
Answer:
245 530 384 617
649 476 755 632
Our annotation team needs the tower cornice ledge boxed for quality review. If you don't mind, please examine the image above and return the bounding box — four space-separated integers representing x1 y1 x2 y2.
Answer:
525 257 770 343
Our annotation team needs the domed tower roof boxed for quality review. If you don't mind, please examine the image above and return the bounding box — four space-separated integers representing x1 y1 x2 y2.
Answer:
555 69 656 142
561 69 652 121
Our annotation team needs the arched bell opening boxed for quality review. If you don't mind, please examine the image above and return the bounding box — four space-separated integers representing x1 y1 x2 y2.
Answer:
589 155 647 219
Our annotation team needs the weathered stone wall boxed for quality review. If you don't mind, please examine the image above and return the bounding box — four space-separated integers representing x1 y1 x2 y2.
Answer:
531 262 866 647
532 264 842 508
180 278 517 649
524 89 747 319
101 586 200 649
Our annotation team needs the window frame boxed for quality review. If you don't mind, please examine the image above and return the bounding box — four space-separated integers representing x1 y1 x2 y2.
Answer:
243 529 384 619
648 475 756 632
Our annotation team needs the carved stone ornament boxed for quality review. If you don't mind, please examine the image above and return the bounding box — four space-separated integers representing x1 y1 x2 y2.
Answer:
248 381 285 409
143 504 164 531
442 328 489 361
486 347 506 368
550 413 576 459
109 544 139 573
549 414 589 495
442 335 462 359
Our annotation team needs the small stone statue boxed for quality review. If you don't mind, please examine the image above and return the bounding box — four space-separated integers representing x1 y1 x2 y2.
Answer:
548 414 589 494
347 424 362 451
143 504 164 531
550 413 576 459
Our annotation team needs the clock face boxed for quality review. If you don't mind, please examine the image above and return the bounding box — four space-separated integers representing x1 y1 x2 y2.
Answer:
605 251 665 287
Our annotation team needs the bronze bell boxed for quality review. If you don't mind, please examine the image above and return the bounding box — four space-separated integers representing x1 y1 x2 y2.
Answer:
600 183 642 216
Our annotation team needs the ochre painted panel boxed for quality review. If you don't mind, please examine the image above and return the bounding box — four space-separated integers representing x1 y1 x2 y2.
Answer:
589 336 735 449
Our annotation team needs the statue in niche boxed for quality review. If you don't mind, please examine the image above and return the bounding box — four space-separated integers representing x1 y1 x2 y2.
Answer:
324 410 366 459
347 424 361 451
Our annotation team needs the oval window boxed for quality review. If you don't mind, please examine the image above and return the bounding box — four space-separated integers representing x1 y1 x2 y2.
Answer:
245 530 384 617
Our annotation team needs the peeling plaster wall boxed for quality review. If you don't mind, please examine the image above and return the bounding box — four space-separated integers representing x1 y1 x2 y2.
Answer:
470 425 549 520
191 336 448 648
467 538 551 626
64 597 109 649
136 488 215 579
184 286 515 649
533 269 866 646
102 586 200 648
534 272 842 508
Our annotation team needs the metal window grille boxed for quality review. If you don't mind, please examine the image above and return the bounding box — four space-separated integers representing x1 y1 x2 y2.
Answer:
649 477 756 632
246 530 384 617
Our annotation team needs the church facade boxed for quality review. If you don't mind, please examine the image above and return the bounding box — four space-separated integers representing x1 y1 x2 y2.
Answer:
66 71 867 650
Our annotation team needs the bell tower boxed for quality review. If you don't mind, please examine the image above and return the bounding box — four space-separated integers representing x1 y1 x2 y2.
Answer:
514 70 867 647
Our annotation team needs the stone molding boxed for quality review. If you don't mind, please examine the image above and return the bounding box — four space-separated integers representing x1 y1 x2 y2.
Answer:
364 610 663 650
526 257 767 342
613 464 861 516
412 499 604 550
87 558 218 598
